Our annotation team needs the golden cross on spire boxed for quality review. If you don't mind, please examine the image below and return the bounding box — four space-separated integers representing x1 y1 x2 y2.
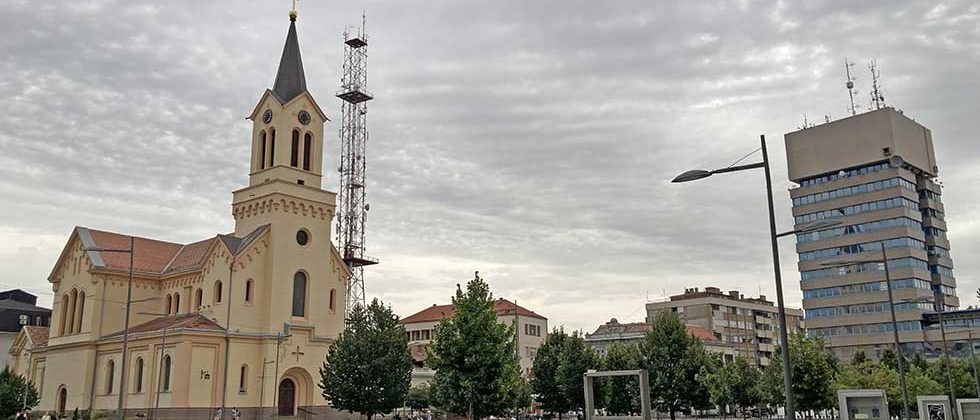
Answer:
289 0 298 19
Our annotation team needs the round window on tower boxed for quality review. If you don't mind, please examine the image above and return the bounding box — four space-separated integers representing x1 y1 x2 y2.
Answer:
296 229 310 246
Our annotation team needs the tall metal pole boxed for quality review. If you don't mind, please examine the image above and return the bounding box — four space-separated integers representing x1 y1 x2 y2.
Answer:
761 135 796 420
969 327 980 404
117 236 135 420
882 246 910 420
273 332 282 419
153 324 168 420
937 305 958 420
220 255 235 418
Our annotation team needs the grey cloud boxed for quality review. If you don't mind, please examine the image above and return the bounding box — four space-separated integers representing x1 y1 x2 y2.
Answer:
1 0 977 331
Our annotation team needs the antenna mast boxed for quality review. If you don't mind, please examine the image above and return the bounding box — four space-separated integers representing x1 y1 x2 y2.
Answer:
336 15 377 317
868 60 885 110
844 58 858 116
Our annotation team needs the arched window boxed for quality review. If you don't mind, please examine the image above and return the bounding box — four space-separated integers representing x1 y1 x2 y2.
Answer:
214 281 223 304
59 293 69 336
74 291 86 332
66 289 78 334
165 294 172 314
135 357 144 393
290 129 300 167
269 128 276 167
195 288 203 310
303 133 312 171
239 364 248 393
292 271 307 317
105 359 115 394
259 130 267 170
329 289 336 312
58 387 67 414
245 279 253 303
173 293 181 314
161 355 172 392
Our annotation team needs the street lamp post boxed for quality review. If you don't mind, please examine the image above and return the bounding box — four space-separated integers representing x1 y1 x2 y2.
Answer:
85 239 138 420
906 296 958 420
137 312 171 420
672 134 841 420
821 243 910 420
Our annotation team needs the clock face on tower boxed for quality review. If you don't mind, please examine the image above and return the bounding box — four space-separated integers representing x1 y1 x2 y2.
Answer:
298 110 311 125
262 109 273 124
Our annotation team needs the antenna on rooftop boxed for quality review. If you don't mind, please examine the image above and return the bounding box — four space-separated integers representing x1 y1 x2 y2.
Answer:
844 58 858 116
869 60 886 110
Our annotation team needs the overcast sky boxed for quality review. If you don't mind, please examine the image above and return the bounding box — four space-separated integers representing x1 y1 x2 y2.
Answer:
1 0 978 332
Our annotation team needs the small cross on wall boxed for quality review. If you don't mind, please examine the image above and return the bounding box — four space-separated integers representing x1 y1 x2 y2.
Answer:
290 345 305 362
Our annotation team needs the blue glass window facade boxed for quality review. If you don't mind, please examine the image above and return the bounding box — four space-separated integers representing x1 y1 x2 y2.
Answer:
795 197 919 224
796 217 920 244
808 320 922 338
798 237 925 262
798 162 891 187
793 177 916 206
802 278 931 299
801 257 929 281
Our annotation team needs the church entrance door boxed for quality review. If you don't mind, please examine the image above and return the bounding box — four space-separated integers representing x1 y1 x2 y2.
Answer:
278 378 296 416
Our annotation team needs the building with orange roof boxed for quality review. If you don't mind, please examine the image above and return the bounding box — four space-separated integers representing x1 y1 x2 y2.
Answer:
399 298 548 384
8 11 358 419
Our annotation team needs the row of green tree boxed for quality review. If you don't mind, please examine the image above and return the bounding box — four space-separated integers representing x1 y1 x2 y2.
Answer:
528 309 978 419
315 273 977 420
319 273 531 420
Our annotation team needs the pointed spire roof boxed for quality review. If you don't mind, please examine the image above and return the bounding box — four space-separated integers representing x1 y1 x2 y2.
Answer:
272 15 308 103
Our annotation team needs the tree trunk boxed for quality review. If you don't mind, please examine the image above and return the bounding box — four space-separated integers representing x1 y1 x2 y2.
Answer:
669 409 676 420
469 401 475 420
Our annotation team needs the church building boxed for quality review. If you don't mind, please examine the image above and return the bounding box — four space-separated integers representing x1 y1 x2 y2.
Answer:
9 10 356 419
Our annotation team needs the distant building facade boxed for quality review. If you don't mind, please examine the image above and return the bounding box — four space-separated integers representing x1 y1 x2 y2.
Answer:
645 287 804 367
785 107 956 361
0 289 51 367
584 318 735 361
399 299 547 385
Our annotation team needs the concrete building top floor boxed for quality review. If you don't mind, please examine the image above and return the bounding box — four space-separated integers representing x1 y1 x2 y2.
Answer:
646 286 804 318
785 107 938 183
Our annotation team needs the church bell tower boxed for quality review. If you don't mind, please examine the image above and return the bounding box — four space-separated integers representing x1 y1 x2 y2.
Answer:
245 10 328 191
233 10 335 238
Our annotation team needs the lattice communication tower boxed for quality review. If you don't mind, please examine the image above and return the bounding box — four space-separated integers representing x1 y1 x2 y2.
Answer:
336 17 377 317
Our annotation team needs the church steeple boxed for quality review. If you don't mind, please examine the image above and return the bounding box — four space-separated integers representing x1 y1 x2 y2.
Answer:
272 13 307 103
244 8 327 192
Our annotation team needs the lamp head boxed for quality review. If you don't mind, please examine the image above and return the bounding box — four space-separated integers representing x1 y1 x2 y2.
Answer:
672 170 713 183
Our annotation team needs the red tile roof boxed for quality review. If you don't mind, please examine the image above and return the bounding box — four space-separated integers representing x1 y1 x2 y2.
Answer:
87 229 183 274
686 325 718 342
105 313 224 337
23 326 49 347
400 298 546 324
164 238 216 274
77 225 267 277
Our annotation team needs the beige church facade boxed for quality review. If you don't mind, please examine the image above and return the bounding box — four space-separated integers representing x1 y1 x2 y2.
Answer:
9 12 358 419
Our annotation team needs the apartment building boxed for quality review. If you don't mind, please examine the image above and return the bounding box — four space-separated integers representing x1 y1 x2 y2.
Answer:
584 318 736 361
645 287 804 367
785 107 956 361
400 298 547 384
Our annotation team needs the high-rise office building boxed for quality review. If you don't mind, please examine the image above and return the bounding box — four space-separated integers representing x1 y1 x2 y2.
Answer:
785 107 956 361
